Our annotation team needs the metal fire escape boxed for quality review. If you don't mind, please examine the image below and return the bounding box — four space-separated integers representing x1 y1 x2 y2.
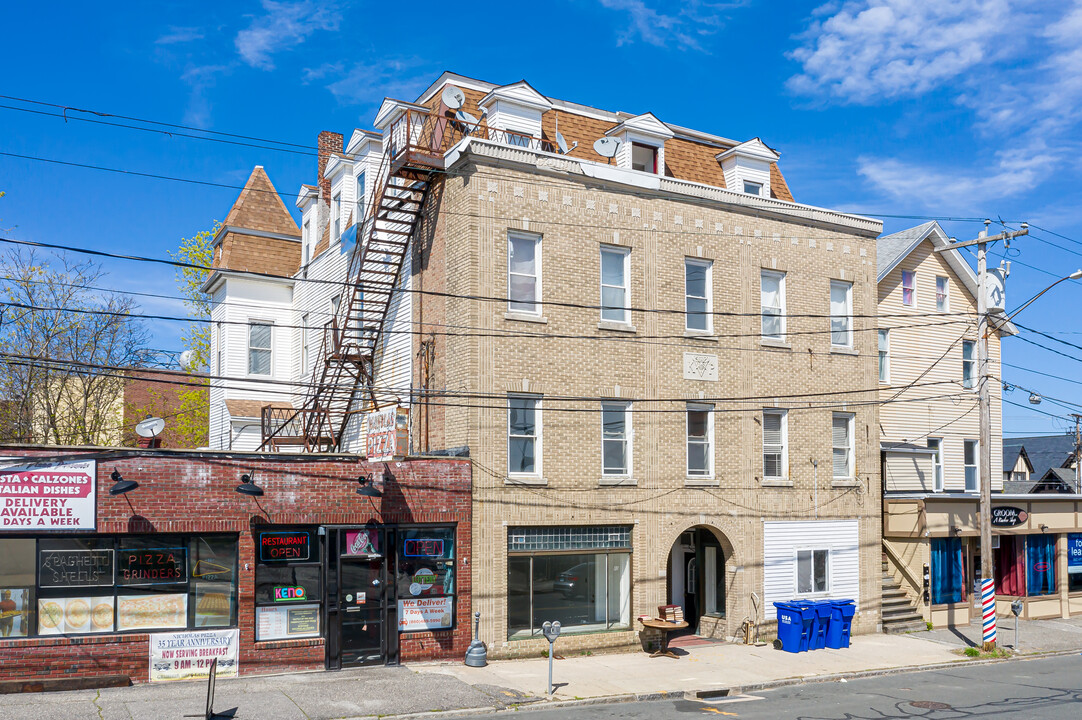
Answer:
260 108 458 452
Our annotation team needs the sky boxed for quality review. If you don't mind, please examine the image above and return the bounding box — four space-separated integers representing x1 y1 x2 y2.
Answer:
1 0 1082 436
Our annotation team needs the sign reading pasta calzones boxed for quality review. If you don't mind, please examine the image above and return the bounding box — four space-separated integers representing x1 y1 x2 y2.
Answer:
0 460 96 531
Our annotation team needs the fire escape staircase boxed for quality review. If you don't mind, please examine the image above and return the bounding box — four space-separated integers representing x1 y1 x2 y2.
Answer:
260 109 461 452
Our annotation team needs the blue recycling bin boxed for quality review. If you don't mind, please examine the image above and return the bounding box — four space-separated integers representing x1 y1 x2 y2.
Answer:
773 602 815 653
810 600 833 650
826 599 856 649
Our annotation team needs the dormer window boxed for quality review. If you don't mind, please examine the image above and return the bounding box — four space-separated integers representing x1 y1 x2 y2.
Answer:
743 180 763 196
477 81 553 151
631 143 658 173
716 138 780 199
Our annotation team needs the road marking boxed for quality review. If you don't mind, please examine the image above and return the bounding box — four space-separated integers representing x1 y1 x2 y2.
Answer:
701 695 765 705
700 709 738 716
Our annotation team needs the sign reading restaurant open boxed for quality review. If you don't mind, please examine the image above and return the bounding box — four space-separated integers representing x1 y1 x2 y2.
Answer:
258 531 312 562
0 460 96 531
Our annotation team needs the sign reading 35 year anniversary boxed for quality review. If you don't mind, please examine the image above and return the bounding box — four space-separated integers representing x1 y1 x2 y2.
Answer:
0 460 96 531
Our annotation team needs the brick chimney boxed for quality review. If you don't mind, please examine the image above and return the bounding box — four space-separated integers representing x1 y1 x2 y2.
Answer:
317 130 344 201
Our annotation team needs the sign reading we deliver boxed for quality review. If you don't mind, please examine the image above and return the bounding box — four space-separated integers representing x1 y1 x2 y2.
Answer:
0 460 96 531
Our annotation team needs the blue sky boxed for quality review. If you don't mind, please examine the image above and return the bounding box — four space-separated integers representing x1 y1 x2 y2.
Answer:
2 0 1081 435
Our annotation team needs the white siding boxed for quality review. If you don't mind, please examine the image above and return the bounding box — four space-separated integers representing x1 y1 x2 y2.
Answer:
883 451 935 492
721 156 771 196
763 520 860 608
486 100 543 138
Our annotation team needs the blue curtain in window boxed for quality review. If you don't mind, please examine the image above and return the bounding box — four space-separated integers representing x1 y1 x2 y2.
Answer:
1026 535 1056 596
931 537 963 605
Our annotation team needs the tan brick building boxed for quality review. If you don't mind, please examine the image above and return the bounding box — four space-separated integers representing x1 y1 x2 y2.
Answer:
402 75 884 656
211 73 886 663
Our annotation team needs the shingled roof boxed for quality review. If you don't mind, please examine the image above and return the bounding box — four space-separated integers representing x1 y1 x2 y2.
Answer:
212 166 302 277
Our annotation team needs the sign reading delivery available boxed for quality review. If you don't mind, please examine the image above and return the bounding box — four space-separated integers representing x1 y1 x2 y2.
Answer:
0 460 96 531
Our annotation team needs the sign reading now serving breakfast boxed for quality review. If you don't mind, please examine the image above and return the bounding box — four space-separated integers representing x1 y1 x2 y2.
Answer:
0 460 96 531
149 628 239 682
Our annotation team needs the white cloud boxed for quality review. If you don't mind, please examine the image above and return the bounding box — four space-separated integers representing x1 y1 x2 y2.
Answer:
317 60 431 107
792 1 1082 208
235 1 340 70
156 27 205 45
788 0 1016 102
180 65 230 128
597 0 744 51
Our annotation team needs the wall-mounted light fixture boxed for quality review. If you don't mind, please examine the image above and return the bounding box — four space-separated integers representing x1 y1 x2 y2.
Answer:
1040 523 1050 533
236 471 264 497
356 475 383 497
109 468 139 496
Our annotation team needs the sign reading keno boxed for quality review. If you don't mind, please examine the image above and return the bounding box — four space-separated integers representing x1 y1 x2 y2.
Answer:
991 506 1029 528
366 407 408 462
0 460 96 531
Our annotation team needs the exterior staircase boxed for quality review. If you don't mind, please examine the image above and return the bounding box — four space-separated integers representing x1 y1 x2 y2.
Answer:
259 108 463 452
881 562 926 634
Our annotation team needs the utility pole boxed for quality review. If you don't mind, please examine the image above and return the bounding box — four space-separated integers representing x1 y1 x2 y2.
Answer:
1070 414 1082 494
936 220 1028 651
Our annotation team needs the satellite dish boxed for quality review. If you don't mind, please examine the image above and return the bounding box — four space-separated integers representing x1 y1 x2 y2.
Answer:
455 110 480 126
593 136 620 158
136 417 166 438
556 131 569 155
178 350 193 370
441 85 465 110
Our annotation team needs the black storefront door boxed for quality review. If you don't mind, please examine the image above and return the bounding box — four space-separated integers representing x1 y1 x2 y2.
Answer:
325 527 399 669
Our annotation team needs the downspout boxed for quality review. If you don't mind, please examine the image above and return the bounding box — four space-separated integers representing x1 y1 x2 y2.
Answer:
812 459 818 519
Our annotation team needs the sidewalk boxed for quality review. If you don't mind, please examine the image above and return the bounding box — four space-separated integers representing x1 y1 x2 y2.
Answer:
0 634 975 720
911 613 1082 654
419 633 958 701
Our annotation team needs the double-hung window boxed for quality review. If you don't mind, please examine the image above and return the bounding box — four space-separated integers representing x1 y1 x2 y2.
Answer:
247 321 272 375
508 395 540 476
829 280 853 348
763 409 787 481
685 259 712 332
964 439 978 492
761 270 785 340
797 549 829 594
302 220 311 267
901 270 915 306
332 192 342 243
301 313 310 375
601 402 631 476
508 231 541 314
936 276 949 312
962 340 976 389
356 172 366 223
686 404 713 478
600 246 630 324
928 437 944 492
832 413 854 480
878 329 890 382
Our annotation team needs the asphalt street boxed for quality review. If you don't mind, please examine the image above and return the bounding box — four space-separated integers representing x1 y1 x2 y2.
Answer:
492 653 1082 720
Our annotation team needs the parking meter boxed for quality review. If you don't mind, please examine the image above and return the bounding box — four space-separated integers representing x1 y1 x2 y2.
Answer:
1011 599 1023 650
542 621 561 697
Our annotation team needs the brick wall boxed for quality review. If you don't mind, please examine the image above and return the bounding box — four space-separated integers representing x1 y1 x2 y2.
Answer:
413 155 883 655
122 369 208 448
0 448 472 684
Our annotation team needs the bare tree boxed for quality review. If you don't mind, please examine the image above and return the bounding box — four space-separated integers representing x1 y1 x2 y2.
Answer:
0 249 151 445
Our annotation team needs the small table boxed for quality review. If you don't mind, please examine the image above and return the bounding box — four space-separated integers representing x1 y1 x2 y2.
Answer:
638 617 689 659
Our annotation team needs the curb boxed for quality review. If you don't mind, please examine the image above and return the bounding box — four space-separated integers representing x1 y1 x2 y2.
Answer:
371 647 1082 720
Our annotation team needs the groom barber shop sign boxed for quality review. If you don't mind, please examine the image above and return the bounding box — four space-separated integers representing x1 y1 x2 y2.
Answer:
991 506 1029 528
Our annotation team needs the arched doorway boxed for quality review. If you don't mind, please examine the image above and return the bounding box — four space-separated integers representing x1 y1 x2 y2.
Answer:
666 525 730 635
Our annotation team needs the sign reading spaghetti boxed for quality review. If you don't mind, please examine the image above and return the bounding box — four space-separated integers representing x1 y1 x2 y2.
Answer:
0 460 96 531
149 629 239 682
366 407 408 462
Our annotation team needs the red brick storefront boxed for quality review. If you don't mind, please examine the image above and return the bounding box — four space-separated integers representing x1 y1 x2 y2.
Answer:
0 447 471 687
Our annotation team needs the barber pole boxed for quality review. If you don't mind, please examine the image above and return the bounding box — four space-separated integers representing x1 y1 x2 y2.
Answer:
981 578 996 646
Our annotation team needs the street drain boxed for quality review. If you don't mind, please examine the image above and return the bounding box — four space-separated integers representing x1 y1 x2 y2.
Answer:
909 700 953 710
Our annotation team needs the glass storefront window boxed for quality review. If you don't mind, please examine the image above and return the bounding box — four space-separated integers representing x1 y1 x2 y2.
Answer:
0 534 236 638
931 537 964 605
395 527 456 632
0 539 36 638
1069 534 1082 592
1026 535 1056 597
254 526 321 642
507 526 631 640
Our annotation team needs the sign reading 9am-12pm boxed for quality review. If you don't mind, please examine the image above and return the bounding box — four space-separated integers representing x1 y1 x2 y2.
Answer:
0 460 96 531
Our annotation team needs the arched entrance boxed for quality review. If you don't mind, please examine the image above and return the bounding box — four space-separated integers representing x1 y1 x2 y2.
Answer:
665 525 731 635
